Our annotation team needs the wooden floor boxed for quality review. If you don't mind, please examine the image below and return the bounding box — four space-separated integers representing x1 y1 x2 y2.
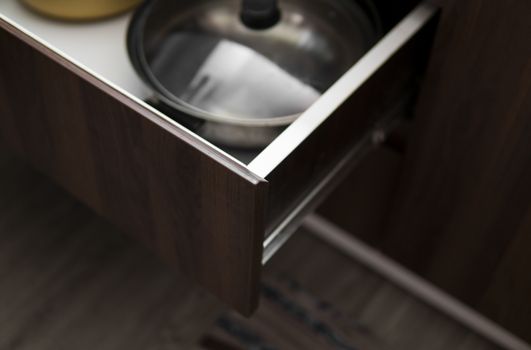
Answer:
0 150 501 350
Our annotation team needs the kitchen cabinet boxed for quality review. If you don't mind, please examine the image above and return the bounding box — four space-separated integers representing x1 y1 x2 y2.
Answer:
1 0 530 343
0 0 434 315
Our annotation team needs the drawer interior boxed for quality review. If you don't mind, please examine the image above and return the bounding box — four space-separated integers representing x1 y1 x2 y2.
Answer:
260 3 438 260
0 0 429 160
0 1 438 261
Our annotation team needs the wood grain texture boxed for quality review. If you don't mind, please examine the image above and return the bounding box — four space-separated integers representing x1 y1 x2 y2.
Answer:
480 206 531 343
0 18 267 315
380 0 531 341
0 151 500 349
0 150 224 350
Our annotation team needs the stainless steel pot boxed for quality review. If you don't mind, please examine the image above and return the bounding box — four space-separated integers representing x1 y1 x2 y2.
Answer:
128 0 381 148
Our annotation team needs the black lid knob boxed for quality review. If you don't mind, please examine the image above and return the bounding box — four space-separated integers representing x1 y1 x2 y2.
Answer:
240 0 280 30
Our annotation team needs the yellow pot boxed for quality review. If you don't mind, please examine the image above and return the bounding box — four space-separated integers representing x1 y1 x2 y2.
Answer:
21 0 142 21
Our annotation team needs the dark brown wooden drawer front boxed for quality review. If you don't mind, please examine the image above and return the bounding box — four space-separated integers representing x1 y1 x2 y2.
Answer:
0 20 267 315
0 2 438 315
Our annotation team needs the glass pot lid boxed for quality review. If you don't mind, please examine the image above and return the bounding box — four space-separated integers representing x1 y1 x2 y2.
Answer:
129 0 381 125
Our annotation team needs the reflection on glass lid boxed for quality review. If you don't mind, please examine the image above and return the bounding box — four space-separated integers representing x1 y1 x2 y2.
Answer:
142 0 379 121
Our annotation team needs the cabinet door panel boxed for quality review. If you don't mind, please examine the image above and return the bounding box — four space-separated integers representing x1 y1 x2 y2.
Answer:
383 0 531 341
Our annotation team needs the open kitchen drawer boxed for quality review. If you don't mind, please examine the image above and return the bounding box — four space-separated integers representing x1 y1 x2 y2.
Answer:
0 0 438 315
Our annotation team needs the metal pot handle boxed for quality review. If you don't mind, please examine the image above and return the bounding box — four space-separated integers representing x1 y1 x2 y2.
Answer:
240 0 280 29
